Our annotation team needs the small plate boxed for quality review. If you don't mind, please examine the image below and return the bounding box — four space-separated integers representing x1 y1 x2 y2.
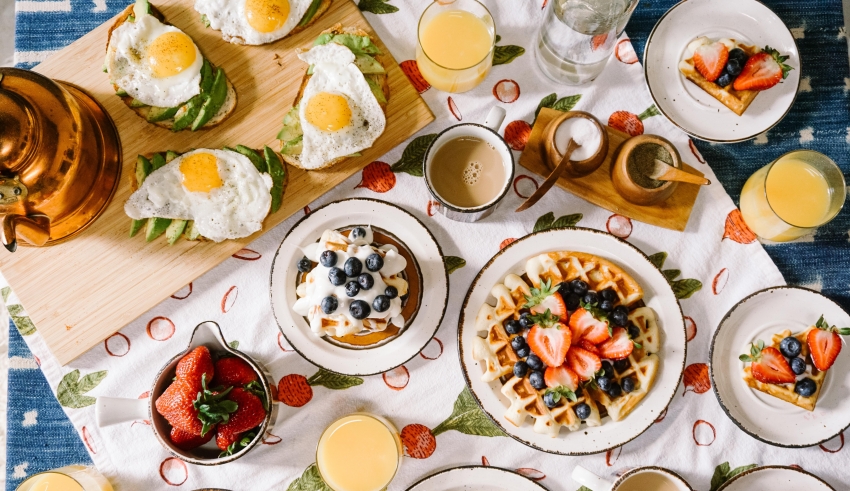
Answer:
644 0 800 142
406 466 548 491
716 465 835 491
458 228 686 455
710 287 850 447
270 198 448 376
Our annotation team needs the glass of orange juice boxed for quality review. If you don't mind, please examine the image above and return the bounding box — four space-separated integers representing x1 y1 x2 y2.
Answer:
739 150 846 242
416 0 496 93
16 465 113 491
316 413 403 491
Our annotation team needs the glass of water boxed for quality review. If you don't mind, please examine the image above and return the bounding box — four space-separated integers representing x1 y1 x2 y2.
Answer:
535 0 640 85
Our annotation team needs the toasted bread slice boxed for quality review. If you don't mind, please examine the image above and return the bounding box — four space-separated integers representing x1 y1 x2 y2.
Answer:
107 4 237 130
281 24 390 171
679 43 760 116
205 0 333 44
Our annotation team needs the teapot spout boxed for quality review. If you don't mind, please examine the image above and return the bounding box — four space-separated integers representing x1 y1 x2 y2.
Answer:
1 213 49 252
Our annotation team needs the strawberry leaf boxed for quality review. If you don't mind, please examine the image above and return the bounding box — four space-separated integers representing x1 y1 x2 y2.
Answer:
523 278 554 308
533 93 557 124
647 251 667 269
307 368 364 390
444 256 466 274
493 45 525 66
552 95 581 112
816 315 827 329
358 0 398 14
287 463 333 491
710 462 757 491
194 374 238 435
528 309 559 328
432 387 505 437
546 386 578 404
391 134 438 177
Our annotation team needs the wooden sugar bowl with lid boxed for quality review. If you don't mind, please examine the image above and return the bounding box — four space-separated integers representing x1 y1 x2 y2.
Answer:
0 68 121 252
611 134 683 206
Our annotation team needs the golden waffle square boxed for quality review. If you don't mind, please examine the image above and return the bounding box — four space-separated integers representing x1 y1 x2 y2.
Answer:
743 328 825 411
501 375 602 437
526 252 643 307
678 43 761 116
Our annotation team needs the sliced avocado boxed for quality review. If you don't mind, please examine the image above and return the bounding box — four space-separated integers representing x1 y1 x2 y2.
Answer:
223 146 237 152
191 68 227 131
171 95 204 132
151 152 166 170
165 219 187 245
147 105 179 123
135 155 152 188
133 0 150 17
354 55 385 74
234 145 266 173
115 88 128 97
185 220 201 240
314 34 381 56
145 217 172 242
129 98 149 108
264 146 286 214
130 219 146 238
365 76 386 104
298 0 323 27
165 150 180 163
277 105 302 142
199 58 214 94
281 135 302 156
201 13 210 28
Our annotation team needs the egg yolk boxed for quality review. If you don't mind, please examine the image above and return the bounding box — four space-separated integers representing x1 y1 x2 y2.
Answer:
180 152 223 193
305 92 352 132
147 31 197 78
245 0 290 34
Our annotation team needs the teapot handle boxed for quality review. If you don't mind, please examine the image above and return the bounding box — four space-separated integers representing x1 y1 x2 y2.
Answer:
1 213 50 252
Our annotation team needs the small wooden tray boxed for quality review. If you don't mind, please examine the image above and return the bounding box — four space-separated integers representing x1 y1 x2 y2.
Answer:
518 107 703 232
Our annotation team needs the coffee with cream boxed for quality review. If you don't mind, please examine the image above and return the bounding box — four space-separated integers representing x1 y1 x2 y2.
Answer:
429 136 506 208
619 471 685 491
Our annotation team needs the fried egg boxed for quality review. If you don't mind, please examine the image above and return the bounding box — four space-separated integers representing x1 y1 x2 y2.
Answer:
195 0 311 45
125 149 273 242
297 43 386 169
106 8 203 108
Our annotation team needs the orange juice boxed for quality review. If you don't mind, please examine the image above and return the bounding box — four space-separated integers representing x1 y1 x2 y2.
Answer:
16 466 113 491
18 473 83 491
764 158 831 227
316 414 401 491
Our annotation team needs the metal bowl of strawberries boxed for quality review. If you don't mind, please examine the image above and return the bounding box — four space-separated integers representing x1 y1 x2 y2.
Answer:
95 321 276 465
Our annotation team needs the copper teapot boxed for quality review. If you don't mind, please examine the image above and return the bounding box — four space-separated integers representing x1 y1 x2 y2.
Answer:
0 68 121 252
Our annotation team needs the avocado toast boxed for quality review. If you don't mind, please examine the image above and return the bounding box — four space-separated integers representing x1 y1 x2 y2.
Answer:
198 0 334 45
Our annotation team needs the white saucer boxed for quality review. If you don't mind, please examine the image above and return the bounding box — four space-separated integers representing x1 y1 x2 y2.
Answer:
458 228 686 455
710 287 850 447
406 466 548 491
716 465 835 491
270 198 448 376
643 0 800 142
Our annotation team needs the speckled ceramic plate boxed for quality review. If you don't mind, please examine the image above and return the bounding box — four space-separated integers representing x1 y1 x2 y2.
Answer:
458 227 686 455
716 465 835 491
644 0 800 142
406 466 548 491
710 286 850 447
270 198 448 376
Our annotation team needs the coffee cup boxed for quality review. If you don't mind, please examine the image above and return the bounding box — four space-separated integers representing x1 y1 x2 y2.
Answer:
424 106 514 222
572 465 693 491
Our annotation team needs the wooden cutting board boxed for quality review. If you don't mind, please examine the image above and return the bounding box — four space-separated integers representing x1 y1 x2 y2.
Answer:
0 0 434 365
519 107 703 232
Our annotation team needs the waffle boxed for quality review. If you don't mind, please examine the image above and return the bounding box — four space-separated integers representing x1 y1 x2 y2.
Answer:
743 328 824 411
679 42 761 116
500 374 602 437
526 252 643 306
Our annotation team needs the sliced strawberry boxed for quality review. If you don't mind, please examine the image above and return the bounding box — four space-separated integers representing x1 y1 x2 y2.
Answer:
527 313 571 368
598 327 634 360
530 292 568 322
807 316 849 372
570 308 610 344
694 41 729 82
577 339 600 355
750 346 796 384
544 365 579 391
566 346 602 381
733 46 793 91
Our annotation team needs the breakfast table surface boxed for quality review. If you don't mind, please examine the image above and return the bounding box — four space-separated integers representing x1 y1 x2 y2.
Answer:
5 0 850 490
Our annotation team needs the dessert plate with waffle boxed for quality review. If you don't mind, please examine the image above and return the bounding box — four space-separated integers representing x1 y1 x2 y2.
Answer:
270 198 448 376
710 286 850 447
458 227 686 455
644 0 800 142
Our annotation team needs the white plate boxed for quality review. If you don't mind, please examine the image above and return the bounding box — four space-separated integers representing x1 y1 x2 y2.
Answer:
406 466 548 491
458 228 686 455
644 0 800 142
710 287 850 447
716 465 835 491
270 198 448 376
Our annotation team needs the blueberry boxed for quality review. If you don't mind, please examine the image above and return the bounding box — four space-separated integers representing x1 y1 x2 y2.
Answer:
606 381 622 398
328 267 346 286
716 70 734 87
583 291 599 305
519 312 534 329
790 357 807 375
574 402 591 420
779 336 802 358
526 354 545 371
384 286 398 299
725 57 743 77
529 370 546 390
365 253 384 272
345 281 361 297
622 377 636 393
628 324 641 340
320 296 338 314
613 358 630 372
515 345 531 358
596 376 611 391
599 300 614 312
505 319 523 335
344 257 362 277
349 300 370 320
543 391 559 408
319 250 338 267
297 257 312 273
350 227 368 241
600 361 614 379
795 378 817 397
513 360 529 378
557 282 572 300
728 48 748 63
511 336 527 351
610 309 628 327
565 292 581 311
372 295 391 313
358 273 374 290
600 289 617 302
570 279 589 296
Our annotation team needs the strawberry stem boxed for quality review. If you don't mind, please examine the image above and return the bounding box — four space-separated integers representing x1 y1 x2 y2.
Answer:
194 374 239 436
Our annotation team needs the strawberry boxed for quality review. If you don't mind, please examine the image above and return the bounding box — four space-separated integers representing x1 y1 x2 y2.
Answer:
212 357 259 387
740 342 795 384
175 346 214 388
566 346 602 381
155 375 237 436
523 279 568 321
570 307 610 344
733 46 793 91
526 311 572 368
215 429 241 452
217 388 267 437
598 327 634 360
544 365 579 391
170 426 213 450
577 339 600 355
807 315 850 371
693 41 729 82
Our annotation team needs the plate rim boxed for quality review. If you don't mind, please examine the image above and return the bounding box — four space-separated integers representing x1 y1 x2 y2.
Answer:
269 197 449 376
457 226 686 456
709 285 850 448
404 465 549 491
642 0 801 143
715 465 837 491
